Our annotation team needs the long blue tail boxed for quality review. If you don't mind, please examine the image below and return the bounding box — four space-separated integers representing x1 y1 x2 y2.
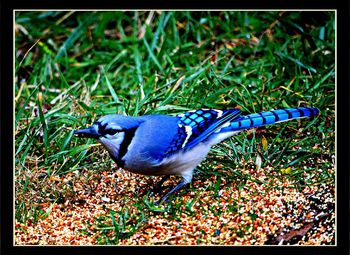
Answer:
223 107 320 132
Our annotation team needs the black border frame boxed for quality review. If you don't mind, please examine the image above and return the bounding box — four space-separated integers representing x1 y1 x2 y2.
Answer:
2 1 349 254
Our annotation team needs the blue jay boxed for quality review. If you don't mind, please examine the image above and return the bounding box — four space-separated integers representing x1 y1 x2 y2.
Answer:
74 107 320 203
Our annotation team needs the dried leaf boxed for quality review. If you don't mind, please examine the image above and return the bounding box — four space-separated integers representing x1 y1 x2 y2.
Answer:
279 222 313 243
262 136 268 151
266 212 330 245
255 154 262 170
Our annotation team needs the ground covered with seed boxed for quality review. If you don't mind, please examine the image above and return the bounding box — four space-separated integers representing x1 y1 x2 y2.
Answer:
15 158 335 245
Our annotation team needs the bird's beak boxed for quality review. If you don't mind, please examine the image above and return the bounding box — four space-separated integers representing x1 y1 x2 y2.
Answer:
74 126 100 139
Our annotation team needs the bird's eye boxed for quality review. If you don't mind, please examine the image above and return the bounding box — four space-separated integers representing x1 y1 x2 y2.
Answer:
96 121 121 136
104 129 119 135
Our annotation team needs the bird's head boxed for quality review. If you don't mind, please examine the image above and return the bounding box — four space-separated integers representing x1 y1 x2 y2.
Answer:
74 114 141 162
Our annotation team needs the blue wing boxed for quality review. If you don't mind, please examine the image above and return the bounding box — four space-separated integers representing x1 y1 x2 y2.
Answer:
164 109 241 155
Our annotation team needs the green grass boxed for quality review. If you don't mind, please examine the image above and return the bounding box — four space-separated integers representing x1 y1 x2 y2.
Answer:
15 11 335 244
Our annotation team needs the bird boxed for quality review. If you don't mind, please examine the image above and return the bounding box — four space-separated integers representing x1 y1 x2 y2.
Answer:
74 107 320 204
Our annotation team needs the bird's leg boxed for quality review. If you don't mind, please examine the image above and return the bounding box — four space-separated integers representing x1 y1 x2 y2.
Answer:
155 177 191 205
150 175 170 196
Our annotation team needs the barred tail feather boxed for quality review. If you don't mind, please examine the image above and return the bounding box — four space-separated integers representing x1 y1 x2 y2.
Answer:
225 107 320 132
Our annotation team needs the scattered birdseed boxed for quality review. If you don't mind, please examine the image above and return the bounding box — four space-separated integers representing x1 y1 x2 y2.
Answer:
15 158 335 245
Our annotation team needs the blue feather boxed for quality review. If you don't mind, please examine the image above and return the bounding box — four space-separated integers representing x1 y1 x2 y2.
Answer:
221 107 320 132
164 109 241 155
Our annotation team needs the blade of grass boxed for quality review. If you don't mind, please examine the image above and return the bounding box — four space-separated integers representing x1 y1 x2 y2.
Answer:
18 125 43 163
310 67 335 92
15 85 39 125
133 46 144 85
37 92 48 161
105 49 128 72
143 37 163 72
275 52 317 74
101 66 121 105
55 16 94 60
60 129 75 151
150 12 172 51
272 138 293 167
15 121 34 156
